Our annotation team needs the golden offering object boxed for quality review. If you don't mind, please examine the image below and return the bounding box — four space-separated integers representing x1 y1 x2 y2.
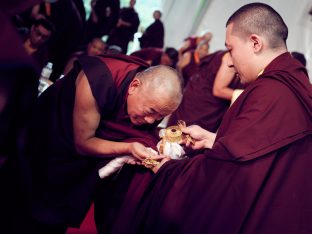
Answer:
165 126 183 143
142 158 160 168
158 120 195 155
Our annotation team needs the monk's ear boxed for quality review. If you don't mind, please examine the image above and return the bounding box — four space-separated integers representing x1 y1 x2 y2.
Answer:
249 34 263 53
128 78 142 94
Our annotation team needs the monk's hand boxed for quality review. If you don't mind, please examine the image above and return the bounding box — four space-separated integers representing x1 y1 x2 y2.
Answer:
151 156 171 173
129 142 166 161
182 125 216 149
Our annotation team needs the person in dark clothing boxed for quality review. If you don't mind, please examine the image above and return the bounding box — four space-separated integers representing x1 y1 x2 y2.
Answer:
83 0 120 45
107 3 312 234
139 10 164 49
31 0 86 81
107 0 140 54
25 54 182 234
22 16 55 71
0 0 42 233
291 51 307 67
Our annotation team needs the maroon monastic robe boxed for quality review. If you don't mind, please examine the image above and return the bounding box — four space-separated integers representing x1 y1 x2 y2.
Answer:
25 54 159 228
110 52 312 234
168 50 243 132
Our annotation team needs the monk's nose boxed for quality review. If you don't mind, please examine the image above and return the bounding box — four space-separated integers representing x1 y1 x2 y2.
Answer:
144 116 155 124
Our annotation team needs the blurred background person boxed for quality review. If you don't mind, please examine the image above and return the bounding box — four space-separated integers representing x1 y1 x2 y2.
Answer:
107 0 140 54
139 10 164 49
63 38 107 75
22 16 55 71
291 51 307 67
83 0 120 45
176 39 210 87
131 47 178 68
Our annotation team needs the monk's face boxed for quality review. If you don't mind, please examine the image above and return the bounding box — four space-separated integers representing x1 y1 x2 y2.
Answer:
87 39 106 56
225 23 258 84
127 78 168 125
30 24 51 47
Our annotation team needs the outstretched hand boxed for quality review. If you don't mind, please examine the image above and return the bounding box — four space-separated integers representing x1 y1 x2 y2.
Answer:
181 125 216 149
129 142 166 162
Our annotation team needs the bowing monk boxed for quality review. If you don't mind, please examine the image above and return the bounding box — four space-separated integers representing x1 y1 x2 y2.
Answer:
109 3 312 234
24 54 182 233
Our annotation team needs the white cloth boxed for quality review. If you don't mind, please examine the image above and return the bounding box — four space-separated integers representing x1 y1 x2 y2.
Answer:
98 156 134 179
98 148 159 179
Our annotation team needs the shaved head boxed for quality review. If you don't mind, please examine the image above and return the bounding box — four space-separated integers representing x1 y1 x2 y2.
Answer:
226 3 288 49
136 65 183 113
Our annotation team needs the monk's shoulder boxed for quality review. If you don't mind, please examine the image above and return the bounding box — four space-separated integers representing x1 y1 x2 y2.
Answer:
253 77 295 99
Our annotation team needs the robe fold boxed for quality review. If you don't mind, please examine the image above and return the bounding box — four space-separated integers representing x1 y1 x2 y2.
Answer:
110 52 312 234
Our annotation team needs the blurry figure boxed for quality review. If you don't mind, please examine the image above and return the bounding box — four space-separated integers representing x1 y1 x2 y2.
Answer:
178 31 213 58
131 47 178 68
22 16 55 70
107 0 140 54
31 0 85 81
0 0 42 233
63 38 107 75
176 39 209 87
291 51 306 67
83 0 120 45
139 10 164 49
168 51 244 133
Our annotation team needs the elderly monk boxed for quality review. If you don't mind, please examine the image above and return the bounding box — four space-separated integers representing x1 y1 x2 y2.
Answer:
109 3 312 234
25 54 182 234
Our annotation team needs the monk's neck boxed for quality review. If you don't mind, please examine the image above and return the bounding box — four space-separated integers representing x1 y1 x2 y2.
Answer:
257 49 287 76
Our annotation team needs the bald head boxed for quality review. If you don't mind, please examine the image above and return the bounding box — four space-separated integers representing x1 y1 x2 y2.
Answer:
226 3 288 49
136 65 183 113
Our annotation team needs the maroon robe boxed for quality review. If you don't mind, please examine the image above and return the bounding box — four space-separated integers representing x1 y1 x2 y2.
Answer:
25 54 160 228
110 52 312 234
168 50 243 132
130 48 163 66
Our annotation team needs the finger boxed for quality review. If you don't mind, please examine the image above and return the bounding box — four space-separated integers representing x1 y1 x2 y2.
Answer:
149 154 167 160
